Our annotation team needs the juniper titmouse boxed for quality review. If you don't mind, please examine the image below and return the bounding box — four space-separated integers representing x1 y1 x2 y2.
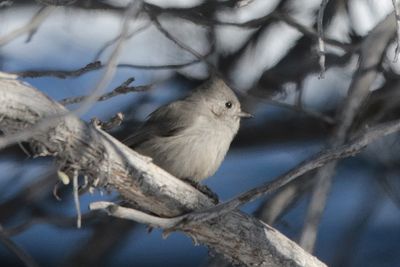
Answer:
124 76 251 198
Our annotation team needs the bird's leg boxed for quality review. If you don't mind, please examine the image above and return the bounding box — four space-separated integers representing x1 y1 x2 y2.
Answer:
183 178 219 204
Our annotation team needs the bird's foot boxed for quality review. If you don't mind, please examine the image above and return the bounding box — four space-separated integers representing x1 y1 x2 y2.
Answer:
183 179 219 204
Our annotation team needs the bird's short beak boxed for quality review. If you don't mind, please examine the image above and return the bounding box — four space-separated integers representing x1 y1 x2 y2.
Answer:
238 111 253 118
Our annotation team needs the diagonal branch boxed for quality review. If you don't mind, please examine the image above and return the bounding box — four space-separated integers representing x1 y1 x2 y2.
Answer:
300 12 396 252
168 118 400 225
0 224 40 267
0 5 55 46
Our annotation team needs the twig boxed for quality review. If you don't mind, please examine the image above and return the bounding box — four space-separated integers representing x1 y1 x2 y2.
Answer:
392 0 400 62
91 112 124 131
90 201 182 228
377 172 400 209
25 6 48 43
63 218 135 267
16 61 102 79
332 187 382 267
208 11 354 51
0 225 40 267
16 59 203 79
235 0 254 8
94 22 151 61
0 6 55 46
35 0 77 5
72 170 81 228
148 11 216 72
262 98 335 125
0 3 141 150
69 1 142 115
317 0 329 78
59 77 152 105
299 13 396 252
117 60 203 70
3 212 99 237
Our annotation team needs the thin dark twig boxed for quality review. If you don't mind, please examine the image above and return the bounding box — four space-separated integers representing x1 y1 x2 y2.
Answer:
299 12 396 252
94 22 151 61
16 61 102 79
0 2 142 150
117 59 203 70
392 0 400 62
16 58 203 79
212 11 354 51
91 112 124 131
3 212 100 236
59 77 152 105
317 0 329 78
262 98 335 125
0 225 40 267
148 12 216 72
151 16 203 59
378 172 400 209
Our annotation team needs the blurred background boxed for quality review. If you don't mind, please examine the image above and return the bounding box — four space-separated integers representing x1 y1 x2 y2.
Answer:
0 0 400 266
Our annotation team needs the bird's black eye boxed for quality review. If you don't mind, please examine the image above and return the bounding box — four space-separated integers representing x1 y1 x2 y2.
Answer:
225 101 232 109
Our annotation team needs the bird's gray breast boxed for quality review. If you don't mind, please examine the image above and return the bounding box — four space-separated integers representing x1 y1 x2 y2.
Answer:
136 115 236 182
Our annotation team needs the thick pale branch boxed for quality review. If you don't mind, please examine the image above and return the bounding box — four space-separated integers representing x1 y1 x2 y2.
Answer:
0 76 325 267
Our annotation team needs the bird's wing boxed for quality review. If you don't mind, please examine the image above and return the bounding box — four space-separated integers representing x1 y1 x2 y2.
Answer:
123 100 195 148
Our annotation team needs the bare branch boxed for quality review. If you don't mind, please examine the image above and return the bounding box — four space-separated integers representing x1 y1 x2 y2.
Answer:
59 77 152 106
0 2 141 150
91 112 124 131
0 6 55 46
235 0 255 8
392 0 400 62
71 1 142 115
300 12 396 252
261 98 335 125
16 61 102 79
72 169 81 228
35 0 77 5
0 225 40 267
148 11 216 72
90 201 182 228
317 0 329 78
94 21 151 61
117 60 203 70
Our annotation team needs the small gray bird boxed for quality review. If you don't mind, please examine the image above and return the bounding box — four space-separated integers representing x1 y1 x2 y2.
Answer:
124 76 251 199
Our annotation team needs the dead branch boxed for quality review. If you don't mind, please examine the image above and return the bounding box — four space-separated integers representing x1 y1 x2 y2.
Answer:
300 12 396 252
0 5 55 46
0 224 40 267
16 61 102 79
